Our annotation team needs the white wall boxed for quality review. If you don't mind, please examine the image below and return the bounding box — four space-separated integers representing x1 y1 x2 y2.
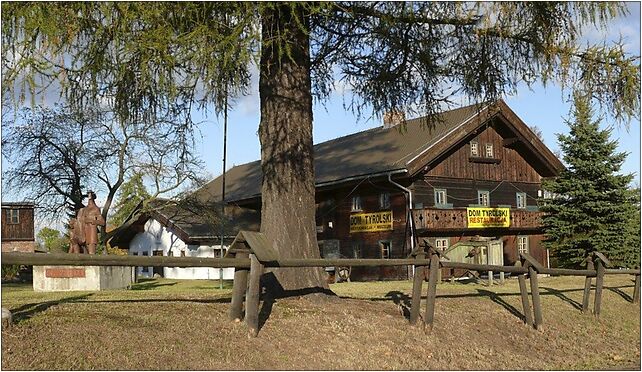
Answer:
128 219 234 280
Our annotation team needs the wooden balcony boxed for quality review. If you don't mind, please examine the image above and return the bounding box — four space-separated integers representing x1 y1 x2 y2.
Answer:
412 207 544 232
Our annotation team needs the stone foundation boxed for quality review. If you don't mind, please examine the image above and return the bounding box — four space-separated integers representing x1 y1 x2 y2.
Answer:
1 240 35 253
33 266 135 292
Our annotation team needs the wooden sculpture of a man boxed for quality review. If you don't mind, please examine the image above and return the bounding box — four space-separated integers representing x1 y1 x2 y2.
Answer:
69 191 106 254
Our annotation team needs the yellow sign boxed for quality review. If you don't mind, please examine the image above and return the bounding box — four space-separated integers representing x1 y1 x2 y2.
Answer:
350 211 393 233
467 207 510 228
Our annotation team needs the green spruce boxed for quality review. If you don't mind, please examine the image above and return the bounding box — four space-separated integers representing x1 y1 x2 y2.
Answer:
541 95 639 268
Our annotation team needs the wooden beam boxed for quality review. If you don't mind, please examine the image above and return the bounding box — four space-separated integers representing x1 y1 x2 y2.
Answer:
409 247 426 325
245 254 264 337
528 266 543 330
502 137 520 147
582 257 594 314
633 273 640 304
424 251 440 331
516 261 533 327
593 259 605 317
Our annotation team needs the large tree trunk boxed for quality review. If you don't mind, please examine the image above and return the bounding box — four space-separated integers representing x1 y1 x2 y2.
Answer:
258 4 328 294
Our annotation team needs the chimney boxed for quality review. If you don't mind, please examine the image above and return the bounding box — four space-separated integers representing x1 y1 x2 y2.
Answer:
382 111 406 129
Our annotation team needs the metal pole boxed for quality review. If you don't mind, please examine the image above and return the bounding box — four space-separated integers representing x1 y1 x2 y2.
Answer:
219 93 228 290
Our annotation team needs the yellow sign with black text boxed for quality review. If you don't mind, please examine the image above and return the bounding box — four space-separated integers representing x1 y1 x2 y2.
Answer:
467 207 510 228
350 211 393 233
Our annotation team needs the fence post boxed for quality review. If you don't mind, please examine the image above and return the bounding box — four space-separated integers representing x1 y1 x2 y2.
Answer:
245 254 264 337
581 256 594 313
593 257 605 317
516 261 533 327
409 244 426 325
229 251 250 322
424 248 440 331
633 270 640 304
528 265 543 330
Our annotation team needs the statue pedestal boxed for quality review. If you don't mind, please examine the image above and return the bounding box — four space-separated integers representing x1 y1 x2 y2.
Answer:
33 265 135 292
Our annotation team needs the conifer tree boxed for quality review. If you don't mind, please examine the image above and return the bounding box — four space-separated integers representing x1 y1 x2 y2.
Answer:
541 95 639 268
110 173 151 227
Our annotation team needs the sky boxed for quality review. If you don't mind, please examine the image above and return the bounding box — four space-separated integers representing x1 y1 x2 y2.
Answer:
2 3 641 232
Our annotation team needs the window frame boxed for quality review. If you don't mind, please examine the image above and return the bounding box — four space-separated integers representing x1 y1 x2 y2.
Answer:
379 240 391 259
478 190 490 206
517 236 529 255
6 209 19 224
485 143 494 158
435 238 449 252
379 192 391 209
470 141 479 157
516 192 527 209
351 195 362 212
434 188 447 206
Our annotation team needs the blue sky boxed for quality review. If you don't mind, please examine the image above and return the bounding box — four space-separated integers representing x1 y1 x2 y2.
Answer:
197 3 641 186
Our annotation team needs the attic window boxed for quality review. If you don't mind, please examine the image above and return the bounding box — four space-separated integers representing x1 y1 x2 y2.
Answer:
470 141 479 157
485 143 494 158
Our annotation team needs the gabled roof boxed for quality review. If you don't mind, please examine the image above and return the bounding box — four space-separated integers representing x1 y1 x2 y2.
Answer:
195 99 563 205
108 199 260 248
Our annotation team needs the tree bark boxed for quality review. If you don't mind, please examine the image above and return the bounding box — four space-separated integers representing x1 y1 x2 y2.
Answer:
258 4 328 293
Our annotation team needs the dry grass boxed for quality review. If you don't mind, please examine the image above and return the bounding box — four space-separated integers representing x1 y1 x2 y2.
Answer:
1 275 640 370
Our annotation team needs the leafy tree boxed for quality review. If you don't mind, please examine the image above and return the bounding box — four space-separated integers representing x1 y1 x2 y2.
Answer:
36 227 69 253
110 173 151 227
2 3 639 292
2 103 203 242
540 95 639 268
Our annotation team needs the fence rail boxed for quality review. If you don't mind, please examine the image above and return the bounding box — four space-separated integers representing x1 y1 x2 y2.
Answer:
1 249 640 337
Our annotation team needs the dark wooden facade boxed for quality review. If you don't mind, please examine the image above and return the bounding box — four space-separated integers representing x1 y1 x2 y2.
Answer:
313 117 554 280
1 202 36 253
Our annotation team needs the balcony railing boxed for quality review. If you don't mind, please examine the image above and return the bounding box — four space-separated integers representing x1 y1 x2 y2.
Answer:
412 207 544 231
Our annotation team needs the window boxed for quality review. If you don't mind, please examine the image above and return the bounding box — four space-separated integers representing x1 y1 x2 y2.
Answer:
379 192 391 209
435 238 449 252
379 241 391 259
6 209 19 224
180 250 186 257
351 195 362 211
517 236 529 255
478 190 490 206
434 189 447 206
470 141 479 156
516 192 527 209
485 143 494 158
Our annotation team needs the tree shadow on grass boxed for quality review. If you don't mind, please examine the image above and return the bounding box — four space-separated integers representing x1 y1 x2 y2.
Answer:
10 294 92 323
130 279 178 291
541 286 583 310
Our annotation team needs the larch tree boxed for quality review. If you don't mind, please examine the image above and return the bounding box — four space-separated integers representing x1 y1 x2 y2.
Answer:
2 2 639 292
541 95 640 268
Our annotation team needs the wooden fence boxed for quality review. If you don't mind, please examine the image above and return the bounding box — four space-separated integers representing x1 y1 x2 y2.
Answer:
2 238 640 337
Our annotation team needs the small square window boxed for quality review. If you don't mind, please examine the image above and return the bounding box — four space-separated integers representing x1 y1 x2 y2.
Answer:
351 196 362 211
516 192 527 209
379 192 391 209
517 236 529 255
478 190 490 206
6 209 19 224
434 189 447 206
485 143 494 158
380 241 391 259
470 141 479 157
435 238 449 251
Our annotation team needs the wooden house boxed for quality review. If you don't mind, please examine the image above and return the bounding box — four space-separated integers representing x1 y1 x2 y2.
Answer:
1 202 36 253
193 100 563 281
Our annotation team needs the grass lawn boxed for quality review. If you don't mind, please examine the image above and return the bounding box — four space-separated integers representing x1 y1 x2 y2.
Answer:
1 275 640 370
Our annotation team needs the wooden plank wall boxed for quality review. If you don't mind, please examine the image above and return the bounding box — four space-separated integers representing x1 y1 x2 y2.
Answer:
1 207 35 241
